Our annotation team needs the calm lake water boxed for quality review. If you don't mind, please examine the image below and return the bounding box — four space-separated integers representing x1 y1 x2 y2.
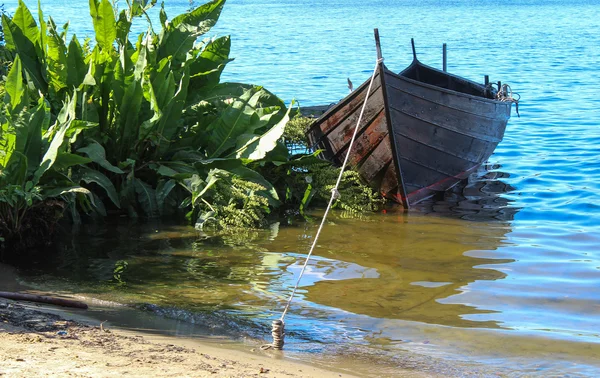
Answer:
8 0 600 376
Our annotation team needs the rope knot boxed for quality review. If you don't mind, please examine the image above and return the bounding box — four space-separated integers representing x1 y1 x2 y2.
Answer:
331 188 341 200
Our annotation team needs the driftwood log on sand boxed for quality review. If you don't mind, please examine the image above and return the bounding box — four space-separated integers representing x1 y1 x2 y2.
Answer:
0 291 88 309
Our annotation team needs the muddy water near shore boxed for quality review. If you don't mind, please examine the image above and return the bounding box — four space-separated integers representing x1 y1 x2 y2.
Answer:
9 168 600 376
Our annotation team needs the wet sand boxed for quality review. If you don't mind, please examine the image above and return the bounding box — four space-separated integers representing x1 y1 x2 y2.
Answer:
0 296 360 378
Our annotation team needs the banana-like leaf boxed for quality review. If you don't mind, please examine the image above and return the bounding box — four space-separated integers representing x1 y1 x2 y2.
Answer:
159 4 168 28
78 141 124 174
2 15 46 92
53 153 93 169
46 17 68 92
130 0 157 18
156 179 176 214
171 0 225 32
78 166 121 208
22 98 50 174
32 117 71 185
3 151 28 187
4 54 26 112
206 88 263 157
67 36 88 88
157 0 225 63
37 0 47 56
151 58 175 111
299 183 314 215
44 185 93 199
118 44 147 148
195 210 216 231
89 0 117 51
134 178 159 217
157 67 189 144
115 10 131 47
12 0 40 48
188 35 232 91
234 104 291 161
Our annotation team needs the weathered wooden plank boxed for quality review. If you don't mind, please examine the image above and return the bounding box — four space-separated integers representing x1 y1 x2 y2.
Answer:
315 74 382 136
385 68 511 120
357 136 394 183
389 108 493 163
386 82 507 142
326 89 385 155
395 132 476 177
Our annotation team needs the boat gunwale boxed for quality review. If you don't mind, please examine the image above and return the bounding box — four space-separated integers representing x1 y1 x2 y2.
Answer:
306 72 381 139
396 60 512 107
384 78 506 122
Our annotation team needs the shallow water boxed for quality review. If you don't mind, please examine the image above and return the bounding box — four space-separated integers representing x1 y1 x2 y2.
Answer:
7 0 600 375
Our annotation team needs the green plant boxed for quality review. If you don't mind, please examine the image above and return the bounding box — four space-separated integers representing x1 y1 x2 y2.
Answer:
1 0 295 228
0 56 109 246
0 0 383 246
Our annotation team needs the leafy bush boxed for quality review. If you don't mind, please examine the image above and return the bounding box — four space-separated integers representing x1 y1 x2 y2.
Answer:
1 0 294 231
0 0 383 251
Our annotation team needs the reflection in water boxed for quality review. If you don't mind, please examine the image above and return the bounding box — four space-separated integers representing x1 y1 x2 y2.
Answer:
16 168 520 351
412 164 520 222
14 170 600 375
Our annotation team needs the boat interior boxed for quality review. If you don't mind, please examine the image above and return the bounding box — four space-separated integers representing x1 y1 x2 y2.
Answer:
399 61 497 99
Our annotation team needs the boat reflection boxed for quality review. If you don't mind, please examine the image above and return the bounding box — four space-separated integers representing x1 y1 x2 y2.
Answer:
276 165 519 328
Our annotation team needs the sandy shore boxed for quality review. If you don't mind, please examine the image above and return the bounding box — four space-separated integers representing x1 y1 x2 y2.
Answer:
0 297 359 378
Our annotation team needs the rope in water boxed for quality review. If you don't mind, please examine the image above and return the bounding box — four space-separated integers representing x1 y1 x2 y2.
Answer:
266 58 384 351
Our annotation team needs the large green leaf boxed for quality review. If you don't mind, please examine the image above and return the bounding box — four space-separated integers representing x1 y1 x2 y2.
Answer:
188 35 232 91
89 0 117 51
234 104 291 161
22 98 51 174
115 10 131 47
206 88 263 157
12 0 40 48
67 36 88 88
37 0 47 56
78 166 121 208
157 67 189 144
157 0 225 63
46 17 68 93
43 185 93 200
2 15 46 92
134 178 158 217
4 54 26 112
171 0 225 33
3 151 28 187
156 179 176 214
53 153 93 170
77 141 123 174
32 116 71 185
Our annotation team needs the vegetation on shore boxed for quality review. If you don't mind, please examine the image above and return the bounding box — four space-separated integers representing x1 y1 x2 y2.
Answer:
0 0 383 253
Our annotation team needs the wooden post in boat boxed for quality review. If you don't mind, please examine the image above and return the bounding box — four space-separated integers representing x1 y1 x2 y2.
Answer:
374 29 382 61
411 38 417 61
442 43 447 72
485 75 490 86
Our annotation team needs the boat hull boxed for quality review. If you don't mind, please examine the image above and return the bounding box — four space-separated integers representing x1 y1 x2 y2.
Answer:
307 61 512 207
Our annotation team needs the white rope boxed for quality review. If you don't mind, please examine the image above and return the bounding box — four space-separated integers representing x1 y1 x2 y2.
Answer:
279 58 383 323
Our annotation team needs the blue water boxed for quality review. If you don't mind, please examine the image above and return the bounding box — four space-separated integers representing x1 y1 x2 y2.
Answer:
9 0 600 375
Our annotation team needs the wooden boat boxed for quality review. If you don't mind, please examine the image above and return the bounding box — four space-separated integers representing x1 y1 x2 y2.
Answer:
306 31 515 208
